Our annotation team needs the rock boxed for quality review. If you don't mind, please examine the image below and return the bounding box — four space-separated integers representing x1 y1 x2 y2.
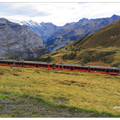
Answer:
0 18 48 59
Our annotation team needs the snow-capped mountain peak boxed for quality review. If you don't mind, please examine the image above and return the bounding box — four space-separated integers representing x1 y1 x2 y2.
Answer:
21 20 61 43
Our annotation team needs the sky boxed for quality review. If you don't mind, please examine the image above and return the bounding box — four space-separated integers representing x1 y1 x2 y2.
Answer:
0 1 120 26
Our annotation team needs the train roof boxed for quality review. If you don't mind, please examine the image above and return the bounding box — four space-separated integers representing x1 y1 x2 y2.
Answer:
56 63 119 70
0 59 53 65
23 61 53 65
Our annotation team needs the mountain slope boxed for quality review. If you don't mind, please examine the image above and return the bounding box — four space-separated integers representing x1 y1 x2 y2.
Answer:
21 20 62 43
0 18 48 59
45 14 120 52
36 19 120 67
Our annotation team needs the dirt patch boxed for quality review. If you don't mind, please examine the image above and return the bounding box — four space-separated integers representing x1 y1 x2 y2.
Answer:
0 94 111 118
51 79 99 87
54 98 68 104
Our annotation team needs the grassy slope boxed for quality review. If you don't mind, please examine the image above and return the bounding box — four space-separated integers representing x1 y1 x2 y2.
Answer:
0 65 120 116
37 20 120 66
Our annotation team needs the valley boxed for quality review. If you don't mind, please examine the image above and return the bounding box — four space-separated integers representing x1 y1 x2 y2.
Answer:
37 19 120 67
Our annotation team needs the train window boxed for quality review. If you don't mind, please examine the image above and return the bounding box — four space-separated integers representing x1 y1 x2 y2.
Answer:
39 64 41 66
60 66 62 68
78 67 80 69
110 69 113 72
102 69 105 71
106 69 109 73
91 68 94 70
82 67 84 70
85 68 88 70
33 64 35 66
64 66 66 68
11 62 13 64
98 69 101 71
114 70 117 72
94 68 97 71
50 65 52 67
42 64 44 67
46 65 48 67
56 65 58 68
74 67 77 69
67 66 69 69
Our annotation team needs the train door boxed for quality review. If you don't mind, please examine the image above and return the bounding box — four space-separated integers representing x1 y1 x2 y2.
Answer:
36 64 38 67
71 67 73 70
88 66 90 72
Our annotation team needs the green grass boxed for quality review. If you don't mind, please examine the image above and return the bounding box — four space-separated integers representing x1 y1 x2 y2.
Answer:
32 114 37 117
17 99 27 103
11 107 17 110
0 94 10 100
0 105 3 110
18 108 25 114
0 65 120 117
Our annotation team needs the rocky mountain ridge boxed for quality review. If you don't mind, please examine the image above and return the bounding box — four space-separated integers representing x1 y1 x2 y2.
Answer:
45 14 120 52
37 19 120 67
21 20 62 44
0 18 48 59
22 14 120 52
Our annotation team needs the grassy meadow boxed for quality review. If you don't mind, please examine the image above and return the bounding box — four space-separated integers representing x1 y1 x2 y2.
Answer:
0 65 120 116
37 47 120 67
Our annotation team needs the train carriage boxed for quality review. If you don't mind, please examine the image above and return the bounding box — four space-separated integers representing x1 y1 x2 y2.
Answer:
55 63 90 72
0 59 119 75
0 60 14 67
55 63 120 75
23 61 54 69
90 66 119 75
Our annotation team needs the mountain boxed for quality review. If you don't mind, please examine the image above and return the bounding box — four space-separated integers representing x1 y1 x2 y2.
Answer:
45 14 120 52
21 20 62 43
36 19 120 67
0 18 48 59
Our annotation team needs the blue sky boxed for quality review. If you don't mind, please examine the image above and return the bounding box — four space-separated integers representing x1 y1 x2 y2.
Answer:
0 2 120 26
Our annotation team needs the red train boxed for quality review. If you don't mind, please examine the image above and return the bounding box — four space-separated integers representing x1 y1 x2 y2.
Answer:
0 59 120 75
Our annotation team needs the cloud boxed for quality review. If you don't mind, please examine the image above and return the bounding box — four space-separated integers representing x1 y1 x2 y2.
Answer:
0 3 120 26
0 3 50 17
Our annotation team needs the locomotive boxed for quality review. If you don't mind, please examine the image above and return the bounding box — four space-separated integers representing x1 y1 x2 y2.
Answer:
0 59 120 75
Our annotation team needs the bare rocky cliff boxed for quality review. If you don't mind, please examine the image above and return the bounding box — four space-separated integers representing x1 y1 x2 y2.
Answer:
0 18 48 59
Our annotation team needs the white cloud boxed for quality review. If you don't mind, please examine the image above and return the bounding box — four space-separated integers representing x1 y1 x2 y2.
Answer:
0 3 120 26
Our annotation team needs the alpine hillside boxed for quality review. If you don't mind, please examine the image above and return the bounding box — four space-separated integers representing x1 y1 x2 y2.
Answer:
45 14 120 52
0 18 48 59
36 19 120 67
